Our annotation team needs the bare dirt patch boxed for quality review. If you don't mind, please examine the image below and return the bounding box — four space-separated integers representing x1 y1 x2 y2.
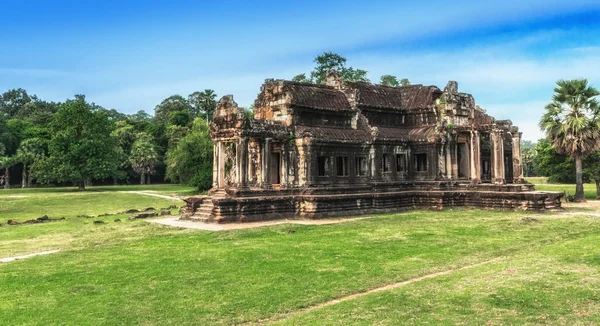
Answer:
0 250 60 263
148 216 372 231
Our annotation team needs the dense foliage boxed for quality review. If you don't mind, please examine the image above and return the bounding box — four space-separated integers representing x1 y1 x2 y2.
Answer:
0 87 217 191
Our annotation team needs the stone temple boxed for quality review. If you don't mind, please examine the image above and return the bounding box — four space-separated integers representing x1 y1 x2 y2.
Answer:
182 71 562 223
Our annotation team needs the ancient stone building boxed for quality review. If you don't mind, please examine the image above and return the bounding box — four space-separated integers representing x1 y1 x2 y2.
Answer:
183 72 562 223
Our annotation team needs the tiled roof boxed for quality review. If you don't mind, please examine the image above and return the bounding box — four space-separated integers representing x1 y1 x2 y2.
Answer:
375 126 439 142
285 82 352 111
296 126 372 143
349 82 442 110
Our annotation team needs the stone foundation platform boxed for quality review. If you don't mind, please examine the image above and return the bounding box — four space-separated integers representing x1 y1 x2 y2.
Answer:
181 182 564 223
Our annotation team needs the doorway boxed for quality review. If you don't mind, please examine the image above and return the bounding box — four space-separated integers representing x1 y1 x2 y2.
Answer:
270 152 280 185
457 143 469 178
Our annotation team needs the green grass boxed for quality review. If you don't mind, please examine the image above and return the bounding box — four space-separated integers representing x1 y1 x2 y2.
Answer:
526 177 598 200
2 184 600 325
0 183 197 197
0 185 194 257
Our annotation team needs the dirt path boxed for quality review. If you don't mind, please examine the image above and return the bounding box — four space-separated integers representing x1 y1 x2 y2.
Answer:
243 257 502 325
125 191 182 201
0 250 60 263
148 216 372 231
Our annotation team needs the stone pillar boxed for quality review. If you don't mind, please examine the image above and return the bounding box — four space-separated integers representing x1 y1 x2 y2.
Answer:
212 142 219 188
304 142 312 186
492 129 505 184
281 143 289 188
470 131 481 183
512 132 524 183
262 138 272 189
438 141 446 179
370 145 377 179
445 137 452 179
451 137 459 178
218 141 226 188
237 137 249 189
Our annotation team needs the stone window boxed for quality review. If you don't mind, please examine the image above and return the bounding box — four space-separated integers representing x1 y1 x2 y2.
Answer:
336 157 349 176
415 153 428 172
318 156 330 177
396 154 406 172
382 154 391 173
355 156 367 176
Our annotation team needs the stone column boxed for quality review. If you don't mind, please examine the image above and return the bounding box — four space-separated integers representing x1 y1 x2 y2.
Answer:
470 131 481 183
369 145 377 179
212 142 219 188
445 138 452 179
281 143 289 188
492 129 505 184
438 142 446 179
237 137 249 189
262 138 272 189
512 132 524 183
218 141 226 188
304 142 312 186
451 137 459 178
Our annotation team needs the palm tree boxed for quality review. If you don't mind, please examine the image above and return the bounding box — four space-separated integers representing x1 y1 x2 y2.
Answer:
0 155 17 189
540 79 600 201
16 138 45 188
129 132 159 185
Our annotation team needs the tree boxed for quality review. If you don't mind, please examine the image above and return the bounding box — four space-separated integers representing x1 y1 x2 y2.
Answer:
128 110 152 122
0 155 17 189
399 78 411 86
35 95 119 190
380 75 400 87
166 118 213 190
167 110 192 127
129 132 159 185
292 52 371 84
343 67 370 83
0 88 35 119
310 52 348 84
539 79 600 201
521 140 536 177
188 90 217 122
292 73 311 83
16 138 46 188
154 95 192 123
534 138 575 183
584 151 600 199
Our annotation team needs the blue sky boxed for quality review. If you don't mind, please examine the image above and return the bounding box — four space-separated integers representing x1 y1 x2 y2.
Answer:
2 0 600 140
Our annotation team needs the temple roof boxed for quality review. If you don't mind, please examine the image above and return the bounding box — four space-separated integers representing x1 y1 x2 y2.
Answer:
285 82 352 111
296 125 372 143
349 82 442 110
374 126 439 142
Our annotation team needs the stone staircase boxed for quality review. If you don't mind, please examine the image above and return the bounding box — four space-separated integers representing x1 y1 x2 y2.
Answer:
191 199 214 222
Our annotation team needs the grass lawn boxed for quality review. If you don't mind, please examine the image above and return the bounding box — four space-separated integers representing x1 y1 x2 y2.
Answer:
527 177 599 200
1 184 600 324
0 184 195 257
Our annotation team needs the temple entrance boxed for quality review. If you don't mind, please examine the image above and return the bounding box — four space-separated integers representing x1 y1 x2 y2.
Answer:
479 133 492 183
270 152 280 185
504 153 514 183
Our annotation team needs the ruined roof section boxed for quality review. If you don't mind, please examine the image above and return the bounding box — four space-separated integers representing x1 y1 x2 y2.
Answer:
285 81 352 111
375 126 439 142
296 125 371 143
349 82 442 110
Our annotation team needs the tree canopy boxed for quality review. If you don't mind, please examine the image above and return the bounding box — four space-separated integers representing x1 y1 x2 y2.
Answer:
35 96 120 190
539 79 600 201
293 52 370 84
